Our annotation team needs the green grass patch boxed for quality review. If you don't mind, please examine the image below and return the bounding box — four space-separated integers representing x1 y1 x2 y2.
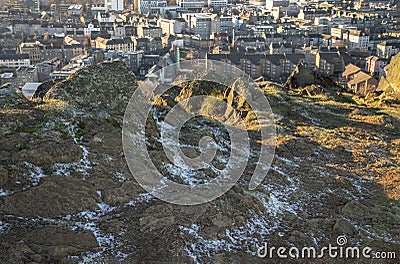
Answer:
74 121 87 141
105 118 122 129
15 121 45 133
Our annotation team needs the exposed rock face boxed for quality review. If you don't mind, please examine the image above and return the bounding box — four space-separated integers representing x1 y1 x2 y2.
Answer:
44 61 138 118
285 63 316 88
2 225 99 262
0 61 140 262
31 80 58 100
24 225 98 259
1 177 100 218
378 53 400 100
285 63 341 95
0 83 29 108
13 141 82 166
0 62 399 263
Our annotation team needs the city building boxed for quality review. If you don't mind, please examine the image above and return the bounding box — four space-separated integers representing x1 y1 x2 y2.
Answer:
377 41 400 59
19 42 42 65
177 0 204 11
206 52 304 80
182 13 220 39
15 66 39 88
137 25 163 38
207 0 228 9
105 0 124 11
365 56 387 76
0 54 31 68
95 37 135 52
67 5 83 17
315 49 344 76
158 18 186 35
266 0 290 11
344 30 370 51
137 0 168 14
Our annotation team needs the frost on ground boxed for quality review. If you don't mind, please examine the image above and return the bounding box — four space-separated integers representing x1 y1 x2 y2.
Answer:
0 189 13 196
180 178 301 263
153 108 233 186
69 193 154 262
0 220 11 234
180 213 281 263
114 172 128 183
48 121 94 178
52 145 92 177
21 162 47 187
1 162 49 192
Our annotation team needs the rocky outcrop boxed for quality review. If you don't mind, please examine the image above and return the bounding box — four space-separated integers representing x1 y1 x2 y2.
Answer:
285 63 316 88
0 61 139 262
1 177 100 218
285 63 341 95
31 80 58 100
44 61 137 118
13 141 82 166
1 225 99 263
0 83 29 108
378 53 400 100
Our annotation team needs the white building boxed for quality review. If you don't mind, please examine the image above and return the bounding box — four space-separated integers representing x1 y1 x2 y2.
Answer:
182 13 221 39
97 12 117 23
207 0 228 9
177 0 204 10
21 83 41 100
84 22 101 35
345 30 370 51
105 0 124 11
158 18 186 35
377 41 400 59
248 0 266 6
137 0 168 14
67 4 83 16
0 54 31 68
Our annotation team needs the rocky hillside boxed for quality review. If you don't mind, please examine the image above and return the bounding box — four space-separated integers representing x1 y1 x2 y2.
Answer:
378 53 400 100
0 62 399 263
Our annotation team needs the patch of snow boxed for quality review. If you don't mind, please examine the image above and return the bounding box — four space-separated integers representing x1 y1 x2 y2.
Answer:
52 121 93 178
74 220 129 263
22 162 47 186
114 172 127 183
163 161 201 186
53 145 93 177
244 190 298 217
271 165 287 176
0 189 12 196
97 202 116 214
180 213 281 263
105 156 114 162
0 220 11 234
178 163 304 262
69 193 154 261
357 225 400 245
275 155 300 167
125 193 154 206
